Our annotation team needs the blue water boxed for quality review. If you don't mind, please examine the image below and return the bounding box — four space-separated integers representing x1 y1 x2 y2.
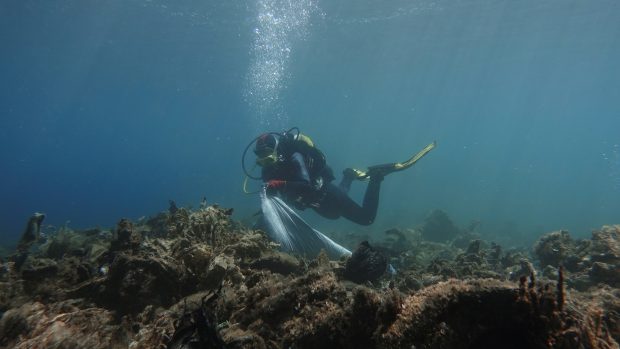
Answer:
1 0 619 247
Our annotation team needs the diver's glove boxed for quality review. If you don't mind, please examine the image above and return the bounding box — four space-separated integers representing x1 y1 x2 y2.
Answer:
265 180 286 194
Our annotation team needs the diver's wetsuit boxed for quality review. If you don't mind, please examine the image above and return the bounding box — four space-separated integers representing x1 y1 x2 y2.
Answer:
262 151 382 226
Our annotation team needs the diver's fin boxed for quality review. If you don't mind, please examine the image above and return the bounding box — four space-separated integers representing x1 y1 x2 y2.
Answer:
395 140 436 169
368 141 436 177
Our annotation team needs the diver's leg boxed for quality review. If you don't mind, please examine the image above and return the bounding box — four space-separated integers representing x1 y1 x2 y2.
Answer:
315 180 383 226
313 184 346 220
339 172 355 193
346 177 382 225
339 168 368 193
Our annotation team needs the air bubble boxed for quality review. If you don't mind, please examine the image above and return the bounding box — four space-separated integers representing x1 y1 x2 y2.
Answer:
244 0 318 127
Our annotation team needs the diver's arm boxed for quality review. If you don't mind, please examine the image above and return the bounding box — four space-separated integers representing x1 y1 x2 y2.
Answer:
284 152 315 193
265 152 314 194
291 152 311 183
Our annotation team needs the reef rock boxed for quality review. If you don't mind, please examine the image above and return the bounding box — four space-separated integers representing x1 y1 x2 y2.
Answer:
591 225 620 264
1 204 619 348
0 300 123 349
533 230 576 268
419 209 461 242
533 226 620 290
343 241 387 284
381 277 613 349
16 213 45 254
589 262 620 287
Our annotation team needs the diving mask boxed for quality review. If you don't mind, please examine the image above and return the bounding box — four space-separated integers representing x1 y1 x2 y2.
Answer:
254 133 280 167
256 150 278 167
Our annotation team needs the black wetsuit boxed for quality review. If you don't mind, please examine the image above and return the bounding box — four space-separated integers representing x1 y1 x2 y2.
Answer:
262 148 383 226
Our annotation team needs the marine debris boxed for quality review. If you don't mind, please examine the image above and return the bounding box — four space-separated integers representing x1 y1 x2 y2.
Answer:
0 207 618 348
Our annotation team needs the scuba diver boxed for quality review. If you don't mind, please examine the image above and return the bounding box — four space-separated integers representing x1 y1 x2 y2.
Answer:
242 127 436 226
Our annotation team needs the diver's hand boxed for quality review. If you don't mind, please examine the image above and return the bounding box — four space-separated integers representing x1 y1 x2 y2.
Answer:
265 180 286 194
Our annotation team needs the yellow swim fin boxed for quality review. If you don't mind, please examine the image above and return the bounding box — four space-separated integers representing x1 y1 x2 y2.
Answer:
367 141 436 177
394 141 436 170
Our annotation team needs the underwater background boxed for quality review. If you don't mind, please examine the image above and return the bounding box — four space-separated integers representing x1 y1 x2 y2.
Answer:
1 0 619 249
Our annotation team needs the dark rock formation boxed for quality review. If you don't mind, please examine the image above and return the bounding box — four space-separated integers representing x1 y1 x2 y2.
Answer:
420 209 461 242
343 241 387 284
16 213 45 254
